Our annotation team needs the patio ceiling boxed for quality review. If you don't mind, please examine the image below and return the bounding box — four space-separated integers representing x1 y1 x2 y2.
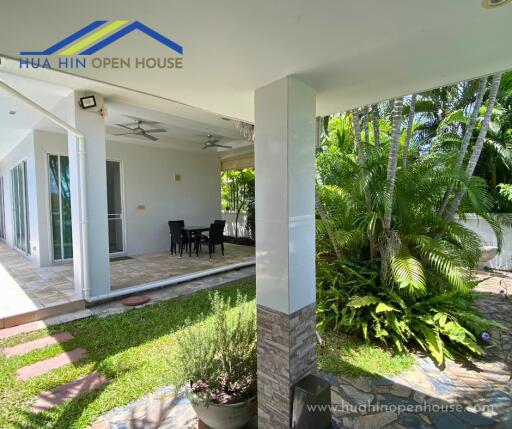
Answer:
1 1 511 122
0 70 253 155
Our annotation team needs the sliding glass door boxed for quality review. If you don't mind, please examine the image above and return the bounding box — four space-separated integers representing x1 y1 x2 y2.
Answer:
48 155 125 260
11 161 30 253
0 176 6 241
49 154 72 260
106 160 124 254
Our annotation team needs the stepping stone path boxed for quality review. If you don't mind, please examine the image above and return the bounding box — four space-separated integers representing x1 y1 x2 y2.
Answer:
0 320 110 413
16 347 87 381
32 371 108 413
2 332 74 357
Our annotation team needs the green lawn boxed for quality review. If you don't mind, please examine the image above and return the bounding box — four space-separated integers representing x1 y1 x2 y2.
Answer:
317 331 414 378
0 278 413 428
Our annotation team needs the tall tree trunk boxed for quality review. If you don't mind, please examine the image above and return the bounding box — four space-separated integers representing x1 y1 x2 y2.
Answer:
384 98 404 233
362 106 370 143
353 109 371 208
372 104 381 147
403 93 417 168
445 73 502 220
352 109 367 169
438 76 487 216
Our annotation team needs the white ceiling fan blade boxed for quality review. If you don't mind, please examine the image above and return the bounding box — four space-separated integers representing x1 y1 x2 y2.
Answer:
113 132 135 136
115 124 135 130
144 128 167 133
142 133 158 141
209 139 220 144
214 144 232 149
202 144 209 150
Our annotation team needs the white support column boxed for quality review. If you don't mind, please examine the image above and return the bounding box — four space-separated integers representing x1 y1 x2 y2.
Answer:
67 92 110 298
255 76 317 428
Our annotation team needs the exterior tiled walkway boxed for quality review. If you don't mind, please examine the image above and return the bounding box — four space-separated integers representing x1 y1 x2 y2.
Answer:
0 243 78 322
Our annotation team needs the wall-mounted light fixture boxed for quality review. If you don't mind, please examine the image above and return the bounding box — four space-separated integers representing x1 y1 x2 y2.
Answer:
79 95 97 109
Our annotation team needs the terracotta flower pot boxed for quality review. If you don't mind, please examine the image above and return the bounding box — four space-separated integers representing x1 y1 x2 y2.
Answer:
192 395 257 429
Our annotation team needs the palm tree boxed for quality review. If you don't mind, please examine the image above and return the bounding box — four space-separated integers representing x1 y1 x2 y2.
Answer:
384 97 403 233
372 104 381 146
352 108 367 169
403 93 417 168
438 77 488 216
362 106 370 143
446 73 503 220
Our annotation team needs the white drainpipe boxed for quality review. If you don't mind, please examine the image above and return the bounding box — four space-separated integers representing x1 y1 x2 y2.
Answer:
0 80 91 300
87 260 255 303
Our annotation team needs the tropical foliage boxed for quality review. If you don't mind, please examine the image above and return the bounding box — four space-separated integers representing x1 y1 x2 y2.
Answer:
316 72 512 365
221 168 255 238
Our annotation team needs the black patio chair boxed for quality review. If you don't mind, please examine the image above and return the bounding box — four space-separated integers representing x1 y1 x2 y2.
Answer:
200 219 226 244
208 222 225 258
168 220 188 255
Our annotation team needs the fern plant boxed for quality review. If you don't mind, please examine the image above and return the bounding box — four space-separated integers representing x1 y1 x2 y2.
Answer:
316 112 505 365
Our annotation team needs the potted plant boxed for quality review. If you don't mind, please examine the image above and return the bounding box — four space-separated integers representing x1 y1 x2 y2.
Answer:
174 291 257 429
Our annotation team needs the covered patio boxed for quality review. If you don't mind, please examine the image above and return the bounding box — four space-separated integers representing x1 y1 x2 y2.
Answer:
0 241 254 327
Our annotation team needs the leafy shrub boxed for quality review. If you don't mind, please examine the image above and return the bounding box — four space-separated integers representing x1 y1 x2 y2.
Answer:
315 113 504 365
174 291 256 404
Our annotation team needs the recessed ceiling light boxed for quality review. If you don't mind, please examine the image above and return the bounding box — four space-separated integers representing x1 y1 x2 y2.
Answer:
8 110 16 115
482 0 512 8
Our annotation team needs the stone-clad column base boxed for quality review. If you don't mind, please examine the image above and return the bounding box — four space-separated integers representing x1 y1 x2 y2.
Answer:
257 303 317 428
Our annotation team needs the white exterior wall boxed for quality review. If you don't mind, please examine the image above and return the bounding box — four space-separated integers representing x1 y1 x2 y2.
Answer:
460 214 512 270
2 130 221 266
0 131 42 266
221 210 250 238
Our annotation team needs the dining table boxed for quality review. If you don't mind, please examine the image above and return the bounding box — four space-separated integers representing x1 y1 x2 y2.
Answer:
181 225 209 256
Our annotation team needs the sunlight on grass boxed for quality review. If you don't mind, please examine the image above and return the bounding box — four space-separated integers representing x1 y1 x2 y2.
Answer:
0 278 414 429
0 280 256 429
317 331 414 378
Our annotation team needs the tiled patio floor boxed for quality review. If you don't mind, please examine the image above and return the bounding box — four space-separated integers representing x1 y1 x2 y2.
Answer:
109 242 255 290
0 243 78 322
0 241 254 323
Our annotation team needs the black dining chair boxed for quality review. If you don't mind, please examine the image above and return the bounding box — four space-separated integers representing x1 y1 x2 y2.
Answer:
208 222 225 258
200 219 226 244
168 220 188 255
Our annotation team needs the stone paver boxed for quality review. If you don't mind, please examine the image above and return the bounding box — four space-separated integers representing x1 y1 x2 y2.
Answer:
32 371 108 412
0 320 45 339
2 332 73 357
88 387 257 429
17 348 87 381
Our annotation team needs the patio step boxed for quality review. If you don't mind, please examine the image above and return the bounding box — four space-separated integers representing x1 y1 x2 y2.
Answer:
0 300 86 330
32 371 108 412
16 348 87 381
2 332 74 358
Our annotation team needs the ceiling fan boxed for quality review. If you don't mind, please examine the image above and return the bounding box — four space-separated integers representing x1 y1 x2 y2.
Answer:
113 118 166 141
202 134 232 150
